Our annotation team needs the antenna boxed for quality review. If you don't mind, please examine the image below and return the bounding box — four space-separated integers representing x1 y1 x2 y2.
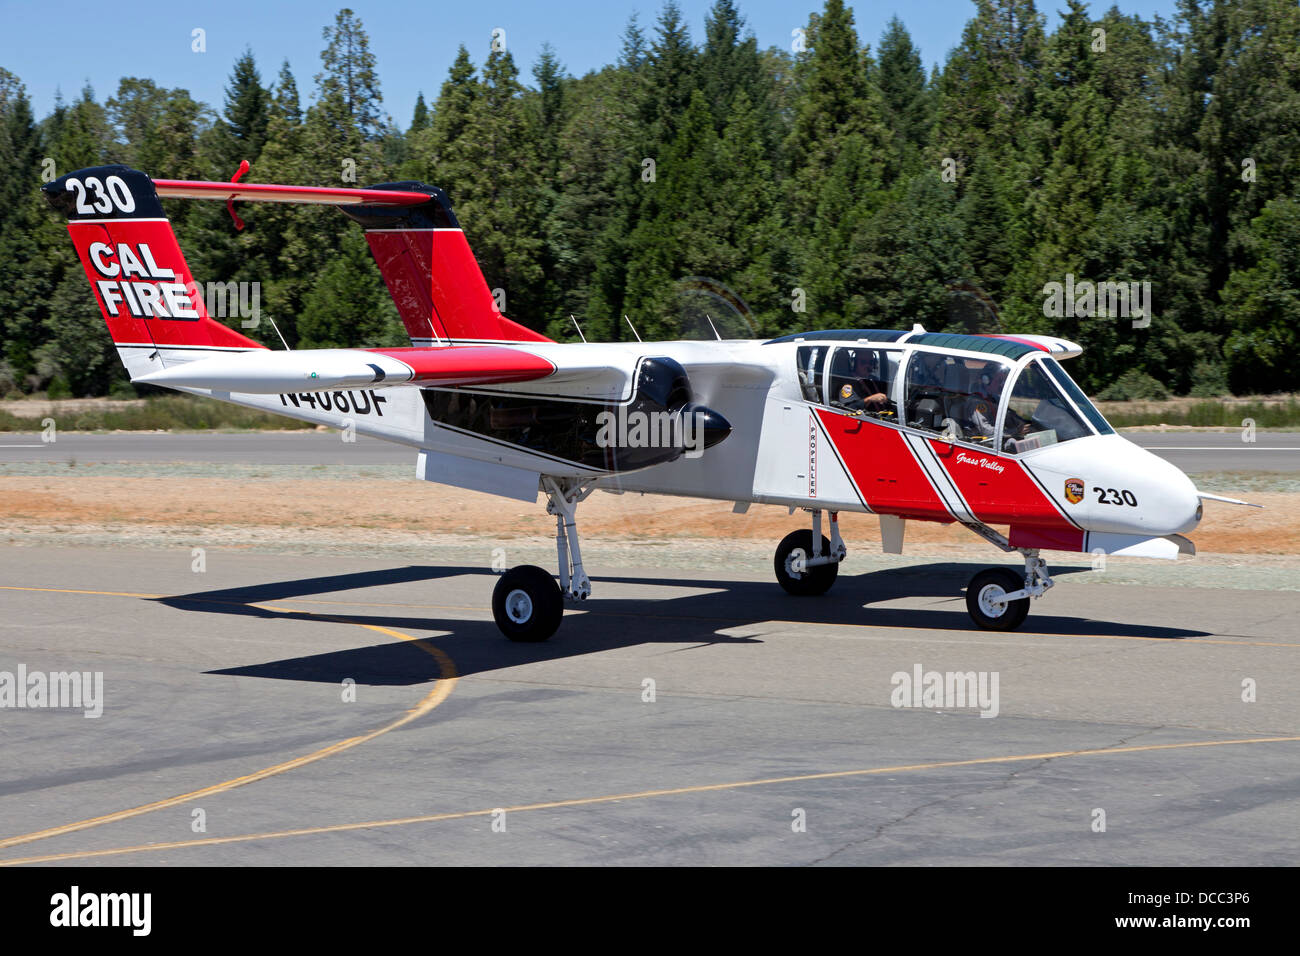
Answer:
268 315 292 350
623 314 642 343
704 313 722 341
570 315 587 343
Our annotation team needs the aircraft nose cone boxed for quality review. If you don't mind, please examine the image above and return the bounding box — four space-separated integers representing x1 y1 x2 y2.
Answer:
682 403 732 451
1142 445 1202 534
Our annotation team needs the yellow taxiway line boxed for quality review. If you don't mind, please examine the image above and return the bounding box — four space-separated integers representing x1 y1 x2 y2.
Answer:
2 735 1298 865
0 588 458 854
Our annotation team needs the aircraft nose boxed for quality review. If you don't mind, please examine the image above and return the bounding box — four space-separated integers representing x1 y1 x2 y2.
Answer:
1140 444 1202 534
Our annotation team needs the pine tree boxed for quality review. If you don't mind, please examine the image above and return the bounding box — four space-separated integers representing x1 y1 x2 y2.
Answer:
875 16 930 171
222 49 270 163
1222 195 1300 392
454 45 545 329
642 1 697 146
0 72 59 389
408 92 428 135
531 45 565 176
315 8 384 140
700 0 766 134
297 227 405 348
272 61 302 124
404 45 478 191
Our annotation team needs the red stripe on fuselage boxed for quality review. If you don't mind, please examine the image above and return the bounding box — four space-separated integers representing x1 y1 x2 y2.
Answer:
928 439 1078 531
815 410 952 521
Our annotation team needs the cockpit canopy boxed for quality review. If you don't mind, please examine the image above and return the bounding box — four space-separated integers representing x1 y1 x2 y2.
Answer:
797 342 1113 455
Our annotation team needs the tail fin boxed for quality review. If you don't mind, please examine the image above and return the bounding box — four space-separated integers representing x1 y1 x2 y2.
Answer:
342 183 552 346
43 166 265 381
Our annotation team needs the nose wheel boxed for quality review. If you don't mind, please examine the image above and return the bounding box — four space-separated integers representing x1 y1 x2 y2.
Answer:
965 568 1030 630
965 551 1052 631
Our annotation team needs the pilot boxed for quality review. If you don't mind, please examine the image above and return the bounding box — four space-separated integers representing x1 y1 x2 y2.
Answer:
963 365 1031 448
835 350 890 414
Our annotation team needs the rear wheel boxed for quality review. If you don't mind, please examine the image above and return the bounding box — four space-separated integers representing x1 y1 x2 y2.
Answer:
492 565 563 641
774 530 838 596
966 568 1030 631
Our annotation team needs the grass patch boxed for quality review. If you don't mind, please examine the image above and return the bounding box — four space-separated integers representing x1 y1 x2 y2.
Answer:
1100 397 1300 429
0 395 312 432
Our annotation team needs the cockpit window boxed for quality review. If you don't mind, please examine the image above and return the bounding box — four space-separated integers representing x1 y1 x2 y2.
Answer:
1004 360 1092 452
827 346 900 421
904 350 1012 449
1042 357 1115 435
795 345 826 403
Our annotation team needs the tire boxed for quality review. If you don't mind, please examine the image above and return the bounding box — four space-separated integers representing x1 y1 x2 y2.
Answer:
492 565 564 642
774 529 839 596
965 568 1030 631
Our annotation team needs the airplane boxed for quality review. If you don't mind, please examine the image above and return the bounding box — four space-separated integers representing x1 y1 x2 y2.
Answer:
41 164 1256 641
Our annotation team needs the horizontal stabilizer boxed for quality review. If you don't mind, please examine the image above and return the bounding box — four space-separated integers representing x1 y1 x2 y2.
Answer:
153 179 430 207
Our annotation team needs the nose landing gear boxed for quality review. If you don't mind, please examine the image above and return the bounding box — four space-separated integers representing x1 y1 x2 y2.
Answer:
965 549 1054 631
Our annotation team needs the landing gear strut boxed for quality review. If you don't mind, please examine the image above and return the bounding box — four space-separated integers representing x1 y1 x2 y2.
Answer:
774 509 845 596
965 549 1054 631
491 478 593 642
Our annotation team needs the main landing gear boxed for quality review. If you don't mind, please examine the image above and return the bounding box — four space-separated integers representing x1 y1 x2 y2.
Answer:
774 509 846 596
767 511 1055 633
491 478 593 642
965 550 1053 631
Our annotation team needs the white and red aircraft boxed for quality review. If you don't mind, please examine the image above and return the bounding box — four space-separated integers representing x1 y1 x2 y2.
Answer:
44 165 1247 640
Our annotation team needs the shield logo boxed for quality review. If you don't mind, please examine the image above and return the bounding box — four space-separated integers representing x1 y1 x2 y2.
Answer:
839 383 854 400
1064 478 1085 504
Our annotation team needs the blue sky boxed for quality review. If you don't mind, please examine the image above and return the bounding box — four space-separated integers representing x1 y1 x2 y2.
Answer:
1 0 1183 131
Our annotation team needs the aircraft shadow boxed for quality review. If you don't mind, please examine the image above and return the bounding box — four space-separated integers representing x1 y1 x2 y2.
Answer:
157 562 1214 686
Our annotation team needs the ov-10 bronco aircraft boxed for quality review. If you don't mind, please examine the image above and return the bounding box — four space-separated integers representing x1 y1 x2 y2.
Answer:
44 165 1251 641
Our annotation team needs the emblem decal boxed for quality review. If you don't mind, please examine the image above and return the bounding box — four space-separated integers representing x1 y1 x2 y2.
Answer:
1064 478 1085 504
839 383 853 400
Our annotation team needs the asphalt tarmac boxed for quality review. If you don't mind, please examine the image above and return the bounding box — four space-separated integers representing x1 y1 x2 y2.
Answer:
2 430 1298 472
1 545 1296 866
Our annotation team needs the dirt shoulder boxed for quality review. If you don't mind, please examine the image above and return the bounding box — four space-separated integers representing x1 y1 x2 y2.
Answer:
0 474 1290 556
